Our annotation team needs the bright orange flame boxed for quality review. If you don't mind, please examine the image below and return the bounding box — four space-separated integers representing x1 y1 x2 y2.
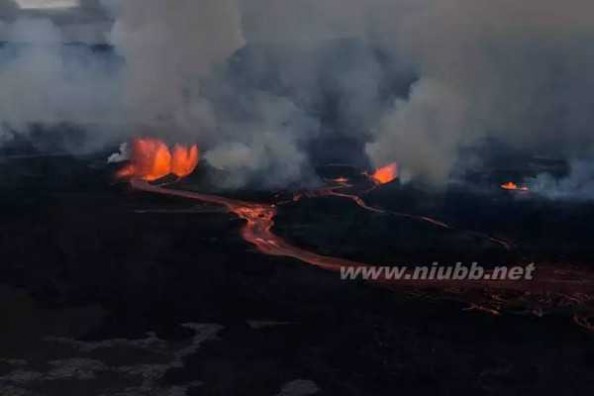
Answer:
117 138 200 181
171 144 200 178
501 182 529 192
371 163 399 185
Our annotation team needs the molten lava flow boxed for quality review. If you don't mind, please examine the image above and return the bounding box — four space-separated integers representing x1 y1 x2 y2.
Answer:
501 182 529 192
131 179 364 272
117 138 200 181
127 167 593 331
371 163 399 185
295 184 513 251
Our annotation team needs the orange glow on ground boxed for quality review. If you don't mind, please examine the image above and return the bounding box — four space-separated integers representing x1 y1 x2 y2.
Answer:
501 182 529 192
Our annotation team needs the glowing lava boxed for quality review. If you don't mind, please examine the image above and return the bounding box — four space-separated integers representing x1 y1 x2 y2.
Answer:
131 179 363 272
371 163 399 185
501 182 529 192
171 144 200 178
125 165 593 331
117 138 200 181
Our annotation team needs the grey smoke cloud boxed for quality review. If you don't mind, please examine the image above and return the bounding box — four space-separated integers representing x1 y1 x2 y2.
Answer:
225 0 594 186
0 17 121 150
235 0 594 184
367 0 594 183
3 0 594 191
106 0 384 188
204 93 319 189
107 0 244 135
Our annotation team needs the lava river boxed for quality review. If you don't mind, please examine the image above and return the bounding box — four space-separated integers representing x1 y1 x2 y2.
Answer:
120 139 594 330
131 178 367 272
129 178 594 330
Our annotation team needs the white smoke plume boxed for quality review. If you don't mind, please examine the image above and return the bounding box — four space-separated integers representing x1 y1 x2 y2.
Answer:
106 141 128 163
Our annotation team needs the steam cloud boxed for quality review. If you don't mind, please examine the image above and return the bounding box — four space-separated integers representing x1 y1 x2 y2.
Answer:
2 0 594 191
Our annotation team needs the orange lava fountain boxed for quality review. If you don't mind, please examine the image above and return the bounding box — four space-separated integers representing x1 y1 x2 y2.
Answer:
371 163 399 185
117 138 200 181
171 144 200 178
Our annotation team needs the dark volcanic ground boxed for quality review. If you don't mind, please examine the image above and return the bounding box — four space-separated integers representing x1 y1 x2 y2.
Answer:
1 153 594 396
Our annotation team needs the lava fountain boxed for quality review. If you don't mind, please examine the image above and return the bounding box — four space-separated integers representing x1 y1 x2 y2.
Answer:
171 144 200 178
371 163 399 185
117 138 200 181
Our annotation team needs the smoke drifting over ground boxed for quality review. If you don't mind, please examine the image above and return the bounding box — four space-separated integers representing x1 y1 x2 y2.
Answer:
529 160 594 201
2 0 594 191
